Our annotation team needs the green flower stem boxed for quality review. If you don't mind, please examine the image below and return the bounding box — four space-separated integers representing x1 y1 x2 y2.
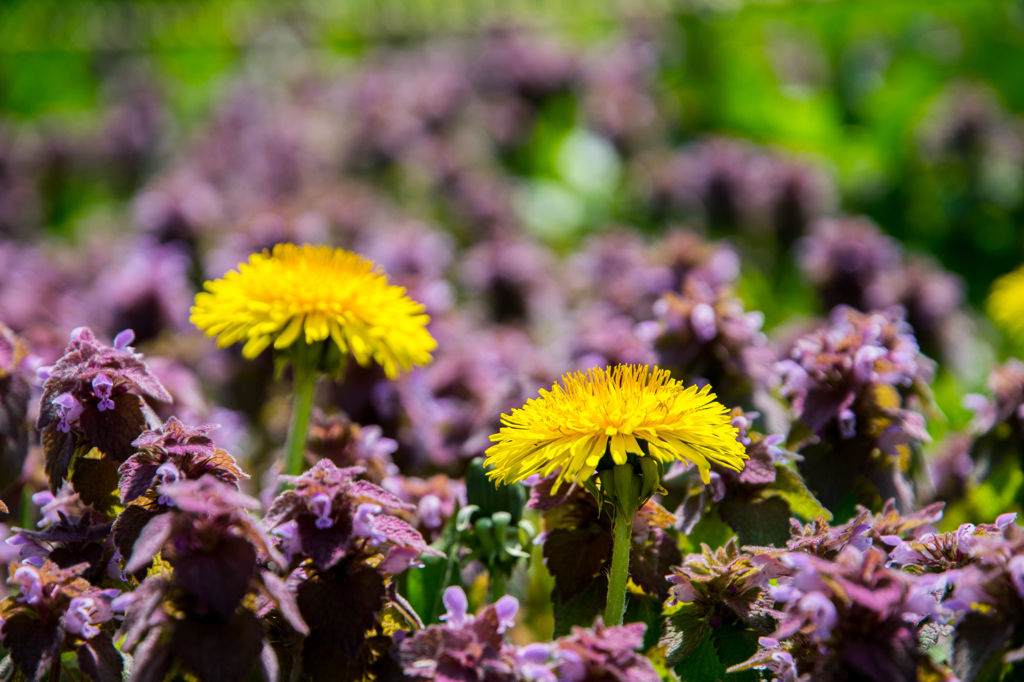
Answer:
283 361 318 477
491 570 506 601
605 463 638 626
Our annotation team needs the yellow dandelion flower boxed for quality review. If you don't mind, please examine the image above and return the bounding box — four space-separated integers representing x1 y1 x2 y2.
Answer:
190 244 436 378
485 364 746 491
988 265 1024 341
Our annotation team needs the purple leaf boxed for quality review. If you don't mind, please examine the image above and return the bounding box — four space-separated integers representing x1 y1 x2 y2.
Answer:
126 512 174 573
347 480 415 512
260 570 309 635
544 526 613 603
113 505 162 569
173 537 257 619
77 633 125 682
1 613 63 681
170 611 265 682
297 567 385 660
42 428 77 492
629 527 682 600
297 508 353 571
80 393 147 464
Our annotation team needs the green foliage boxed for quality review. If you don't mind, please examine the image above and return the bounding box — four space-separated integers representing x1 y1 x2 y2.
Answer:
673 623 762 682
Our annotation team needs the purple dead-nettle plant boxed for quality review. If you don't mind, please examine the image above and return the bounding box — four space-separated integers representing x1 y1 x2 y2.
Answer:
263 459 440 573
864 255 968 367
394 316 550 468
0 560 123 682
564 230 674 320
36 327 171 492
732 545 946 682
652 229 741 294
116 477 301 682
545 618 661 682
397 585 522 681
937 517 1024 680
261 459 441 679
6 484 114 581
798 217 903 313
381 472 466 543
652 279 775 405
306 409 400 484
777 305 935 512
118 416 247 505
0 323 34 500
661 538 785 667
566 302 659 371
883 512 1018 573
673 407 827 548
964 359 1024 486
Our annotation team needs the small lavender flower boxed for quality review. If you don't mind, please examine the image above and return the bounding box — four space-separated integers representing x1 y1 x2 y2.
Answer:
353 503 385 542
52 393 83 433
439 585 470 627
91 373 115 411
398 585 521 680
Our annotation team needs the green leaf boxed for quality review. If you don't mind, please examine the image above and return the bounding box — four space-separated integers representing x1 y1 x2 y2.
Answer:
769 466 832 521
718 496 791 547
952 613 1012 682
673 626 724 682
681 510 736 554
661 603 708 667
552 574 606 637
401 551 461 626
710 623 761 681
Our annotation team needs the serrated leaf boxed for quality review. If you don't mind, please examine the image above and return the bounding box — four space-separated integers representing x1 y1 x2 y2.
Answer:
661 603 708 667
69 452 121 513
79 393 147 464
710 622 761 680
769 466 832 521
544 524 613 602
952 613 1012 682
674 626 724 682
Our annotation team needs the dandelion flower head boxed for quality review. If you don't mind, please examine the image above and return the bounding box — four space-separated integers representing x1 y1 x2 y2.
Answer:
485 364 746 491
988 264 1024 342
190 244 436 378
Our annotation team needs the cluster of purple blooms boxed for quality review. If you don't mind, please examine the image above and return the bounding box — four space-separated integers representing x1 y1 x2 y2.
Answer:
1 22 1024 682
398 585 660 682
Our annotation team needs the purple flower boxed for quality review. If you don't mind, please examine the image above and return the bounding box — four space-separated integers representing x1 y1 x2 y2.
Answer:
91 373 115 411
440 585 470 627
494 594 519 633
378 546 423 574
554 649 587 682
5 534 49 566
417 494 443 529
797 591 838 641
112 329 135 351
353 503 385 542
10 565 45 606
64 596 114 639
52 393 83 433
309 493 334 530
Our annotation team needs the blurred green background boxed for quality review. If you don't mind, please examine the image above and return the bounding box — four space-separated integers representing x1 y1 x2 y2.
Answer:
4 0 1024 303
